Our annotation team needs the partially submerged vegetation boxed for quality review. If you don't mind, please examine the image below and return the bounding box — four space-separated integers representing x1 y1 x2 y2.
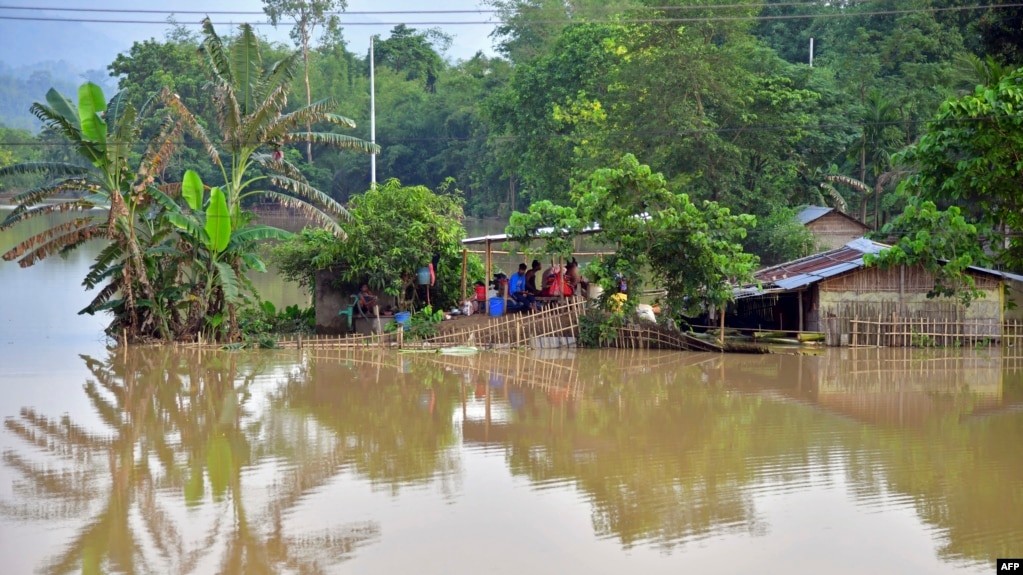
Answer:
2 3 1023 347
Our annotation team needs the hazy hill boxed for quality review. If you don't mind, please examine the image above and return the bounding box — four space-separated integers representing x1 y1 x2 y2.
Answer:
0 19 121 130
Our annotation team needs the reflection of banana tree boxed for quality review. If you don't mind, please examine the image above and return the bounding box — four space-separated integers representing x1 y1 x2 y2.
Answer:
1 347 378 574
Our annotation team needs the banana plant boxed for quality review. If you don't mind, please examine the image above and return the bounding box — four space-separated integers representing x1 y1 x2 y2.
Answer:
163 18 379 238
0 82 187 340
151 169 292 341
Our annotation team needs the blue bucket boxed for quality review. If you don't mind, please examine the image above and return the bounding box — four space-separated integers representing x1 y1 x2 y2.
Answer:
395 311 411 326
488 297 505 317
417 267 431 285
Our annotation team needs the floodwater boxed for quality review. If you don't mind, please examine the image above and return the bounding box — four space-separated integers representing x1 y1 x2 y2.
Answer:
2 212 1023 574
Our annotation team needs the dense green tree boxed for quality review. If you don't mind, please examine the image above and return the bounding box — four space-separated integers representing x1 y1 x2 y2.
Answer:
272 179 483 311
373 24 450 92
894 67 1023 268
742 206 817 266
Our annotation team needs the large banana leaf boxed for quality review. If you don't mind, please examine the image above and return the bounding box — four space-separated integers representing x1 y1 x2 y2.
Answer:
229 224 293 244
106 91 135 170
265 175 349 219
1 194 94 231
83 243 126 290
231 23 262 115
160 88 221 167
258 53 298 99
77 82 108 146
286 131 380 154
251 153 308 183
205 186 232 254
214 261 241 302
44 87 79 125
182 170 204 212
260 191 345 237
0 161 89 180
31 102 104 168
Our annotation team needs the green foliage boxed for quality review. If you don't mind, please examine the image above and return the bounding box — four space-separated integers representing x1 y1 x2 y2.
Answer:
387 304 446 340
578 308 625 348
373 24 450 92
272 179 482 311
865 200 990 306
742 206 817 267
895 67 1023 269
238 300 315 337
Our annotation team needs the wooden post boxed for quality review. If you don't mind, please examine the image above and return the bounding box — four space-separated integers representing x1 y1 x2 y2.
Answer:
462 248 468 304
485 239 492 299
798 290 804 332
719 304 725 347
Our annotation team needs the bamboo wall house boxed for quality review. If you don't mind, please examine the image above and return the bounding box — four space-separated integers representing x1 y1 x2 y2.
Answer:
732 238 1023 346
798 206 871 251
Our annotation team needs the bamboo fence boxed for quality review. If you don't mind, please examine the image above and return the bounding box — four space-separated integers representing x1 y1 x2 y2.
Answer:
846 313 1014 348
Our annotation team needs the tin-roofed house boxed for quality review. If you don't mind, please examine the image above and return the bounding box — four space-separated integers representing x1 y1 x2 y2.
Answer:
798 206 871 252
732 238 1023 346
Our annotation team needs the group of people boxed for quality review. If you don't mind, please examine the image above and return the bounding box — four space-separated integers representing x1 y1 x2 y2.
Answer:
500 259 588 312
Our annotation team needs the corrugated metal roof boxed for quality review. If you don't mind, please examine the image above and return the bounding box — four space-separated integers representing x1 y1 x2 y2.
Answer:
740 237 1023 297
462 224 603 245
796 206 833 225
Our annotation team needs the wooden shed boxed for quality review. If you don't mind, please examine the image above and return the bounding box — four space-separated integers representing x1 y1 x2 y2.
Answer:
798 206 871 252
731 238 1023 346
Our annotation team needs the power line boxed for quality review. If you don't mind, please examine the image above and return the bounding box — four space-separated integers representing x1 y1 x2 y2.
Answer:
0 2 887 16
0 3 1019 26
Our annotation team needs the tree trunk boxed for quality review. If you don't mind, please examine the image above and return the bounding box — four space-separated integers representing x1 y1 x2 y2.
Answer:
303 39 313 164
859 140 867 222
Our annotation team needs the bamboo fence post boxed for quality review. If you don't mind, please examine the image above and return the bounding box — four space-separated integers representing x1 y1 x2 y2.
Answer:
462 248 468 304
852 317 858 347
877 313 882 347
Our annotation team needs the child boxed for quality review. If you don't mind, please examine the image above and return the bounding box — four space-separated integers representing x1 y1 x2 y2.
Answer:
474 281 487 314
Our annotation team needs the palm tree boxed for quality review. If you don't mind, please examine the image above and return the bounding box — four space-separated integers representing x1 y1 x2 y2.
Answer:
848 89 902 223
182 18 378 235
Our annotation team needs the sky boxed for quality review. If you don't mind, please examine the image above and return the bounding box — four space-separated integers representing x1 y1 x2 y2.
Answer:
0 0 498 69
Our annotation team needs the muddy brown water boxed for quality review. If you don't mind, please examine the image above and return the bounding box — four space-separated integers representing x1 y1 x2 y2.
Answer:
2 212 1021 574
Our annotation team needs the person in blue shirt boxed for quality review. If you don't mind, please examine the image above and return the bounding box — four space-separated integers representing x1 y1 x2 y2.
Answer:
509 263 535 311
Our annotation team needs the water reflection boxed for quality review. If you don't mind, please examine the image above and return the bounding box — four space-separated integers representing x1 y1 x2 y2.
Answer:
2 347 380 574
2 346 1021 573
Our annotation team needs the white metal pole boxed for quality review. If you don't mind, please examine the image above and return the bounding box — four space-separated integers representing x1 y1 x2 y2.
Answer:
809 37 814 68
370 36 377 187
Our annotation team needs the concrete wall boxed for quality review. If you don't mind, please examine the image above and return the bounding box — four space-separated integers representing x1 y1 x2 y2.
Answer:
313 268 398 335
314 268 349 335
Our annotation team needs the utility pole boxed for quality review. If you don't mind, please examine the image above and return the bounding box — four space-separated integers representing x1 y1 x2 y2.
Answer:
370 35 377 187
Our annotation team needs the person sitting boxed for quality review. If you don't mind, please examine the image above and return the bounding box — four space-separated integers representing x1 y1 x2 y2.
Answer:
542 265 573 297
509 263 535 311
357 283 378 315
525 260 542 295
565 259 587 297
